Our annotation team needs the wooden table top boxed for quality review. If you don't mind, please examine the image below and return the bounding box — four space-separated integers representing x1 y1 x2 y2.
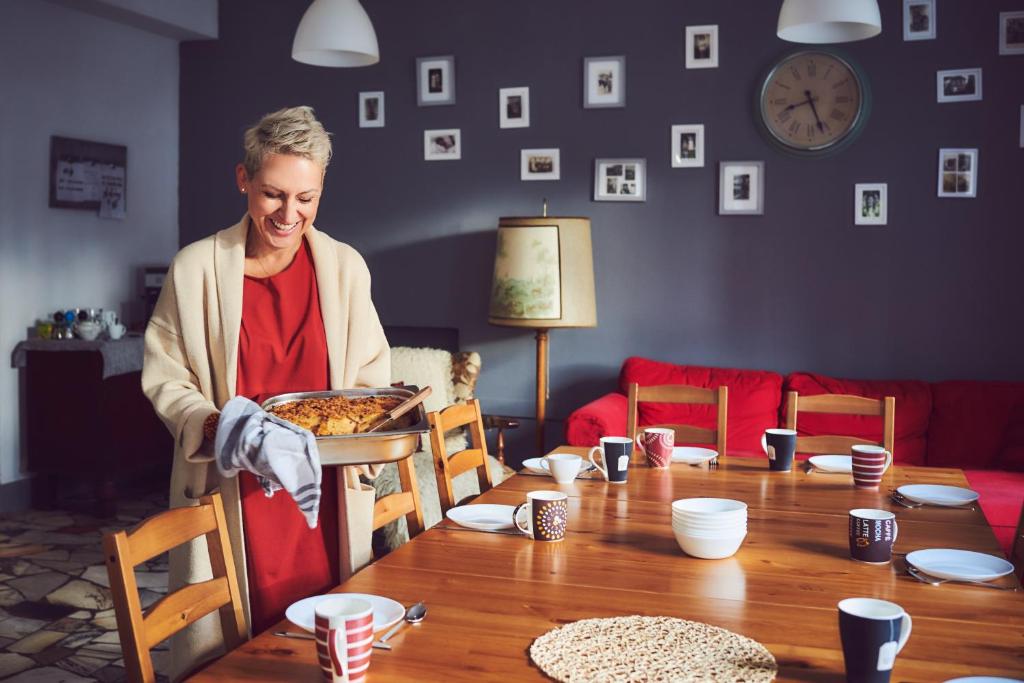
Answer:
190 448 1024 682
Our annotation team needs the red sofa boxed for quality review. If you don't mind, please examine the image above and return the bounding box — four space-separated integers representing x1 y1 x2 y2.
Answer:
565 356 1024 555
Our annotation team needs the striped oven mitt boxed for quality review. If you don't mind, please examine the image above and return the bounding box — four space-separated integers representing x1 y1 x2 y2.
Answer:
214 396 322 528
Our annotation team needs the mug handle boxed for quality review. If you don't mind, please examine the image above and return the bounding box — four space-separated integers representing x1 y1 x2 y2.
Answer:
896 612 912 654
330 627 351 680
513 503 532 536
634 433 645 453
588 447 609 481
761 434 776 461
883 449 893 473
892 519 898 544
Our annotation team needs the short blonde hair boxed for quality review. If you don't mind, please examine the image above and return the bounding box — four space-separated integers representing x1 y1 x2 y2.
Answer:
242 106 332 177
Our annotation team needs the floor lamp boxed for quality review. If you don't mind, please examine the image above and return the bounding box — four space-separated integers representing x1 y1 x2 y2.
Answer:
488 214 597 456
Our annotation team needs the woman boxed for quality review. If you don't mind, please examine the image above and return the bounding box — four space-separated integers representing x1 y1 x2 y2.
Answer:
142 106 389 680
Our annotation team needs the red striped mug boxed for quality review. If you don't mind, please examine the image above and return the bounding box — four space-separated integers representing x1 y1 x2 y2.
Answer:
315 597 375 682
851 445 893 489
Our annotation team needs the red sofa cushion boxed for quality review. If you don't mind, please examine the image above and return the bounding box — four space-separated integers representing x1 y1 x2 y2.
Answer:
619 357 783 456
928 381 1024 469
963 469 1024 556
565 392 629 447
784 373 931 466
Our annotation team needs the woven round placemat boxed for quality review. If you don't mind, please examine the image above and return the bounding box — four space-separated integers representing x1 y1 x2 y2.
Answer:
529 616 777 682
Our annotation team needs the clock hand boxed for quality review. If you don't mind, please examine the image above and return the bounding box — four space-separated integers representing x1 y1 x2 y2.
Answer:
804 89 825 132
783 96 819 112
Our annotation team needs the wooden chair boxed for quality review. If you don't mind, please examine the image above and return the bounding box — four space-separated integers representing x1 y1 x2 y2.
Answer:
627 383 728 456
1012 503 1024 584
429 398 495 513
371 453 425 540
104 492 246 683
785 391 895 455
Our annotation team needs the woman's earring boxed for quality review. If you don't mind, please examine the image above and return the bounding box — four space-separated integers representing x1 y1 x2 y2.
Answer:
241 188 247 194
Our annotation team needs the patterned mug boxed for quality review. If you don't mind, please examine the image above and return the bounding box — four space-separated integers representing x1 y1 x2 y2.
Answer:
314 597 375 682
514 491 568 541
635 428 675 468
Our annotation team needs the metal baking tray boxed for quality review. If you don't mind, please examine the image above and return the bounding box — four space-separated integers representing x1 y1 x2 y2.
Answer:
260 386 429 467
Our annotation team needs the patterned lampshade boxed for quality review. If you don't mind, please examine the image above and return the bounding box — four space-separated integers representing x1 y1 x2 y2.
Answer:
488 216 597 329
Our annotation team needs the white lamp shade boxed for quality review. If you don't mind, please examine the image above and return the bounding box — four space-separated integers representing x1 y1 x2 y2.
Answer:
292 0 379 67
777 0 881 43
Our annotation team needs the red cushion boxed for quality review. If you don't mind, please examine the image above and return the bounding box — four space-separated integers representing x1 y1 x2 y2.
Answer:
963 469 1024 556
784 373 931 466
928 381 1024 469
565 392 628 447
619 357 783 456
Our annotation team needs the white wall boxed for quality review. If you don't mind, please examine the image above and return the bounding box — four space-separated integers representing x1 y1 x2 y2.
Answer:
0 0 182 486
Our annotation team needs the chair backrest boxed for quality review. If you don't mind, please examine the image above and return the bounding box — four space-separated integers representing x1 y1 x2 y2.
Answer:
1013 503 1024 584
104 493 246 683
627 383 728 456
785 391 895 456
429 398 493 513
372 454 425 539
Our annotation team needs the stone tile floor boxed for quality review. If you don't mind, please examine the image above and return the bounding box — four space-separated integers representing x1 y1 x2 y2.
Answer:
0 493 169 682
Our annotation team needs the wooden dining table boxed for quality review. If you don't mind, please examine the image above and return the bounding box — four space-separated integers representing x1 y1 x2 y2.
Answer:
189 447 1024 682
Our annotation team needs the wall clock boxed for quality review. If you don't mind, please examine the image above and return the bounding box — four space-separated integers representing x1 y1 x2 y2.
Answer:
757 51 871 156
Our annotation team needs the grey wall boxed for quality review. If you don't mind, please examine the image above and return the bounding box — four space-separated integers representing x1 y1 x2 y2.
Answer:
0 0 183 485
179 1 1024 452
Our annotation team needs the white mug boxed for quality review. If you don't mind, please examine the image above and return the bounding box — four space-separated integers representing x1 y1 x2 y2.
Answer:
542 453 582 484
108 323 127 340
101 310 118 328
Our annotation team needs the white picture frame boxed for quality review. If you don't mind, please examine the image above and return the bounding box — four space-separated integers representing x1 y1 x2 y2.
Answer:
937 148 978 199
499 87 530 129
1000 11 1024 55
719 161 765 215
671 124 705 168
854 183 888 226
936 68 982 103
417 55 456 106
583 56 626 109
685 25 719 69
520 149 560 181
424 129 461 161
903 0 936 41
358 91 384 128
593 158 646 202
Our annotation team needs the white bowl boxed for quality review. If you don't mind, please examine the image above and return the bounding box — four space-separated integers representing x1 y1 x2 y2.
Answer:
673 509 748 520
671 498 748 515
673 514 747 528
672 517 747 530
674 530 747 559
674 525 747 538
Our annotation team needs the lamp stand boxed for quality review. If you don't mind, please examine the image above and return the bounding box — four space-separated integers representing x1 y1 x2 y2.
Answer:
535 328 549 456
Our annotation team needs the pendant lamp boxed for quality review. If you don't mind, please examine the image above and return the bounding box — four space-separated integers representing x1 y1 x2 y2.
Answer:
292 0 379 67
777 0 882 43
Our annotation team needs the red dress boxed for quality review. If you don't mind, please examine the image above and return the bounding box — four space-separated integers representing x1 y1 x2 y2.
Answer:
236 238 339 634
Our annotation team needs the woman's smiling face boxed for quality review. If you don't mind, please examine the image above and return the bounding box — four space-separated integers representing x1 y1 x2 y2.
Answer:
237 153 323 255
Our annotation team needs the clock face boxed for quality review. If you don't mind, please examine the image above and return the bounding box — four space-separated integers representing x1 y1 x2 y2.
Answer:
759 51 867 153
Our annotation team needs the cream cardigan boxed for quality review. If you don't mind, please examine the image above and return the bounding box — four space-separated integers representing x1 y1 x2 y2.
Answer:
142 216 389 681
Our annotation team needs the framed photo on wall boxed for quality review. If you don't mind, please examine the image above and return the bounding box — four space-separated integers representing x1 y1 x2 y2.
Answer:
521 149 560 181
358 91 384 128
1000 11 1024 55
937 148 977 198
417 55 455 106
719 161 764 215
500 87 530 128
583 56 626 108
671 124 704 168
685 25 718 69
903 0 936 41
424 129 461 161
49 135 127 219
854 183 887 225
936 68 982 103
593 158 646 201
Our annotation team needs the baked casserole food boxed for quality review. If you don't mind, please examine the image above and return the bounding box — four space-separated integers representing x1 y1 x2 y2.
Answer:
267 394 406 436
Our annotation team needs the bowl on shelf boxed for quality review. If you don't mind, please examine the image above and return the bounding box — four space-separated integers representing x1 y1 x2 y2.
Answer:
75 321 102 341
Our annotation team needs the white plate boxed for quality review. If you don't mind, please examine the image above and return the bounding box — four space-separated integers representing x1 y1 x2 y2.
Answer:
671 447 718 465
944 678 1024 683
905 549 1014 582
807 455 852 473
445 504 516 531
286 593 404 633
897 484 979 506
521 457 594 476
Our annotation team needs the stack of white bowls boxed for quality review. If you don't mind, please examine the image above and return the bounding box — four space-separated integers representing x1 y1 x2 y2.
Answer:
671 498 748 559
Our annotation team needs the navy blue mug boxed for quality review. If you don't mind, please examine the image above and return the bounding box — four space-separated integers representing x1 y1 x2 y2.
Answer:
762 429 797 472
837 598 913 683
588 437 632 484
